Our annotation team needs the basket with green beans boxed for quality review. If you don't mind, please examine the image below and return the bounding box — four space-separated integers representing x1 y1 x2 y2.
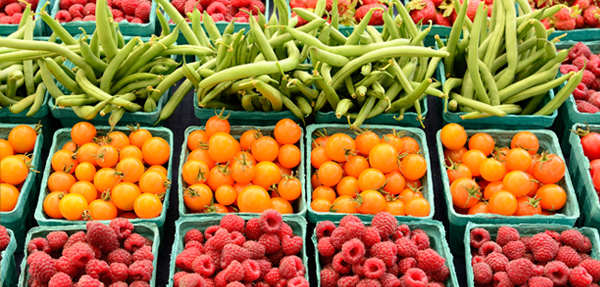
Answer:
439 0 583 129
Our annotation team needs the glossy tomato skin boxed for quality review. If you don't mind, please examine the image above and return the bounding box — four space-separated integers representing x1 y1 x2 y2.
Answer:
594 170 600 191
590 159 600 178
581 132 600 161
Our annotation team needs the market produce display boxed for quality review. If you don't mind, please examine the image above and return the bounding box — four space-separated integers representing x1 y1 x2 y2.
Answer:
172 211 308 287
441 123 568 216
309 126 431 217
290 0 387 26
22 218 155 286
560 42 600 114
42 122 171 221
316 213 452 287
469 226 600 286
55 0 152 23
180 117 303 214
0 0 38 24
167 0 266 23
441 0 582 118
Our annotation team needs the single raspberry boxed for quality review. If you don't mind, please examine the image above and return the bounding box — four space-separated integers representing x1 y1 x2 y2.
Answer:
85 259 109 279
184 241 204 253
544 261 571 286
532 264 545 277
265 268 282 286
206 229 231 253
243 218 263 241
473 262 493 285
338 275 360 287
396 237 418 258
582 70 596 87
241 259 260 281
371 212 397 239
259 209 283 234
577 100 600 113
411 232 430 250
485 252 508 272
129 259 153 282
580 236 593 254
333 253 352 274
28 251 57 283
471 256 485 265
316 221 336 240
124 234 147 253
133 0 150 21
242 240 265 260
63 242 95 268
317 237 336 258
496 227 520 247
82 2 95 15
189 254 214 277
398 258 417 275
395 224 412 240
47 232 69 252
76 275 103 287
279 255 305 279
502 240 525 261
352 258 367 277
107 249 132 266
48 272 72 287
342 221 365 240
561 64 580 75
132 245 154 262
28 237 52 254
257 259 271 280
4 2 21 15
176 247 202 272
59 0 73 10
363 258 386 279
224 260 244 282
362 227 382 248
492 272 512 287
531 233 559 263
276 223 294 240
258 233 280 254
561 230 586 252
544 230 561 243
55 256 78 278
371 242 398 267
341 239 365 264
128 16 141 22
173 271 188 287
570 266 594 287
108 262 129 282
214 271 227 287
221 243 251 269
574 56 589 71
120 0 138 15
111 8 124 17
417 248 445 273
130 281 151 287
184 229 204 244
178 273 204 287
431 264 450 282
86 221 119 253
580 259 600 282
506 258 533 285
380 273 401 287
218 215 244 234
470 228 491 249
478 241 502 257
205 1 225 14
527 276 553 287
281 235 302 256
570 42 592 62
248 0 264 14
228 231 245 246
556 245 582 267
357 279 382 287
206 250 221 270
404 268 428 287
0 16 10 24
68 3 83 18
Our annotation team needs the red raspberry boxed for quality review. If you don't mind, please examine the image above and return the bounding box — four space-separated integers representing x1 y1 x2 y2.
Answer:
265 268 282 286
561 64 580 75
417 248 445 273
317 237 336 258
371 212 397 239
214 271 227 287
470 228 490 249
85 259 109 279
108 262 129 282
171 0 186 14
528 276 553 287
520 236 532 252
332 253 352 274
132 245 154 262
573 56 589 71
206 228 231 253
176 247 202 271
241 240 264 259
128 16 141 22
130 281 151 287
109 218 134 240
287 276 309 287
395 224 412 240
111 8 124 18
90 245 101 259
478 241 502 257
128 259 153 282
473 262 493 285
260 209 283 234
46 232 68 252
356 227 380 249
230 0 249 7
380 273 401 287
59 0 74 10
570 43 592 62
577 100 600 113
492 272 512 287
341 239 365 264
279 255 305 279
257 259 271 279
338 275 360 287
343 221 365 240
242 218 263 241
86 221 119 253
531 233 559 263
55 256 78 278
496 227 520 247
120 0 137 15
28 251 57 283
107 249 132 266
470 256 484 265
4 2 20 15
48 272 72 287
76 275 103 287
184 241 204 253
581 236 593 254
228 231 245 246
371 242 398 267
404 268 428 287
580 259 600 282
184 229 204 244
68 3 83 18
570 266 593 287
532 264 545 277
242 259 261 281
432 264 450 282
582 70 596 87
224 260 244 282
133 0 150 22
28 237 52 254
411 232 430 250
363 258 386 279
485 252 508 272
502 240 526 261
352 258 367 277
398 258 417 275
506 258 533 285
544 261 570 286
357 279 382 287
178 273 204 287
561 229 586 252
173 271 188 287
556 245 582 267
190 254 214 277
221 243 251 269
124 234 147 253
63 242 95 268
395 237 418 258
277 223 294 240
225 282 243 287
248 0 264 14
281 235 302 256
316 221 336 240
545 230 561 243
259 233 280 254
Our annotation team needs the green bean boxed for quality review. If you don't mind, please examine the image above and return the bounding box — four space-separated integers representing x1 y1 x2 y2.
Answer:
155 0 200 45
241 93 257 111
23 15 35 96
515 44 548 74
9 94 35 114
156 79 193 125
461 104 522 119
152 61 201 102
0 64 23 82
496 0 517 90
425 53 444 80
202 11 221 41
114 77 162 95
346 9 376 45
410 81 444 98
390 78 431 111
292 8 347 44
444 0 469 76
101 93 137 115
366 82 401 118
504 71 574 104
6 70 23 99
335 98 354 118
448 99 458 112
71 96 115 120
143 97 157 113
450 92 507 117
121 31 178 79
483 0 504 68
76 69 141 111
182 61 201 89
294 96 312 116
111 74 158 95
200 80 233 106
294 79 319 100
249 16 278 62
138 57 178 73
95 0 118 61
156 8 170 37
79 39 107 75
344 77 356 97
355 86 367 97
56 95 98 107
25 83 46 117
37 59 64 99
292 70 316 85
499 64 561 102
219 34 240 72
478 60 499 105
0 90 17 106
351 96 376 128
252 80 283 111
40 12 77 45
44 57 84 94
534 70 583 116
468 3 489 105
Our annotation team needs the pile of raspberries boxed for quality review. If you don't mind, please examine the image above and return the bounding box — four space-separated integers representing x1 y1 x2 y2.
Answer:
25 218 155 287
173 210 308 287
54 0 152 24
317 212 451 287
470 226 600 287
0 226 9 261
560 42 600 114
169 0 265 23
0 0 39 25
290 0 387 27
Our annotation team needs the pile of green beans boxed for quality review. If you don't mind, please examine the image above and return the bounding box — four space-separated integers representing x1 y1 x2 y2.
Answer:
441 0 583 118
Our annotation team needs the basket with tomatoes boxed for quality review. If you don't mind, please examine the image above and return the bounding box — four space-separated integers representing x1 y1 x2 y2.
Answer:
178 116 306 217
569 123 600 230
0 124 43 249
437 123 580 254
306 124 434 223
0 227 17 287
34 122 174 228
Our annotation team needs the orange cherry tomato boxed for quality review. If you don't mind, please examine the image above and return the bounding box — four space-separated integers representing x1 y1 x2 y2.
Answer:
493 147 510 162
480 158 507 182
116 157 145 183
71 122 96 146
336 176 360 197
468 202 490 215
440 123 467 150
332 195 359 214
312 186 336 202
0 139 14 161
450 178 481 209
205 110 231 138
317 161 343 187
233 182 252 194
70 181 97 204
311 198 332 213
59 193 88 220
311 172 321 188
270 197 293 214
251 136 279 162
461 149 487 177
237 185 272 213
106 131 129 150
182 159 210 185
231 158 255 185
468 133 495 156
147 165 168 175
252 162 281 189
51 150 78 173
274 119 301 145
385 200 406 216
119 212 138 219
94 145 119 168
209 132 240 163
88 198 118 220
444 147 468 166
358 168 386 191
44 191 66 219
187 130 209 151
77 143 100 166
184 184 213 212
0 183 19 211
142 137 171 166
384 171 406 195
369 143 398 173
536 184 567 211
503 170 532 197
532 154 565 184
355 131 380 156
357 190 386 215
277 176 302 201
139 170 170 194
8 124 37 153
128 127 152 149
239 130 262 151
0 156 29 185
111 182 142 211
120 145 143 162
325 133 356 163
311 146 331 169
397 137 419 155
62 141 77 153
527 174 539 197
344 155 369 179
514 196 542 216
505 148 532 172
488 190 518 216
401 154 427 181
188 148 216 170
278 144 301 169
134 193 163 218
203 203 228 214
48 171 77 192
405 197 430 217
405 179 422 190
447 163 472 184
484 181 504 200
215 184 237 206
381 132 403 152
93 168 122 193
511 132 539 155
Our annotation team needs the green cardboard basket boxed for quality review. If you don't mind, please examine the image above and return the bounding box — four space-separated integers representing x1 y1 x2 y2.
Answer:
315 98 428 127
49 0 157 36
569 123 600 230
0 228 17 287
464 222 600 287
305 124 435 223
178 125 307 218
550 29 600 42
0 1 49 36
313 219 459 287
437 129 580 255
0 124 44 251
167 215 309 287
18 223 161 287
34 126 173 230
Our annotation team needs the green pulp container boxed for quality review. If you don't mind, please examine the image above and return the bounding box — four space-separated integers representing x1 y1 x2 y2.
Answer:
313 219 459 287
569 123 600 230
0 124 44 251
178 125 307 218
436 129 580 255
0 228 17 287
18 223 161 287
167 215 309 287
34 126 173 231
305 124 435 223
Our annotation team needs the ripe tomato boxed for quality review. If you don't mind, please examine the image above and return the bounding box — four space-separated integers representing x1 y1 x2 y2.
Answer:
536 184 567 211
480 158 506 182
182 159 210 185
405 179 422 190
188 148 216 170
274 119 301 145
488 190 517 216
116 157 145 183
526 173 539 197
231 159 255 184
357 190 386 214
128 126 152 149
590 159 600 178
148 165 168 176
215 185 237 206
580 131 600 161
184 184 213 211
532 154 565 184
187 130 209 151
44 191 66 219
93 168 122 192
0 139 14 161
208 132 240 163
332 195 359 213
0 156 29 185
204 202 228 214
450 178 481 209
440 123 467 150
51 150 78 173
399 187 423 203
355 131 380 156
444 147 468 166
139 170 170 194
205 110 231 137
48 171 76 192
119 212 138 219
317 161 343 187
502 170 532 197
369 143 398 173
234 152 256 165
94 145 119 168
77 143 100 166
468 133 495 156
111 182 141 211
384 171 406 195
381 132 403 152
270 197 293 214
493 147 510 162
468 202 490 215
385 200 406 216
311 173 321 188
358 168 386 191
312 186 336 202
344 155 369 178
594 170 600 191
59 193 88 220
69 181 97 204
405 197 430 217
88 197 118 220
336 176 360 197
278 176 302 201
239 130 261 151
514 196 542 216
325 133 356 163
134 193 163 218
311 198 332 213
401 154 427 181
106 131 129 150
312 129 329 149
447 163 472 184
0 183 19 211
311 146 331 169
8 124 37 153
461 149 486 177
278 144 301 169
399 137 420 155
237 185 272 213
483 181 503 200
251 136 279 162
505 148 532 172
142 137 171 166
62 141 77 153
511 132 539 155
71 122 96 146
252 162 282 189
234 182 251 195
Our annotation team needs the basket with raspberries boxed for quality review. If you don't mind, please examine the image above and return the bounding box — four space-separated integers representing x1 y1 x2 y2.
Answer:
315 213 458 287
168 210 309 287
0 226 18 287
0 0 46 36
18 218 160 287
289 0 387 29
51 0 157 35
466 223 600 287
